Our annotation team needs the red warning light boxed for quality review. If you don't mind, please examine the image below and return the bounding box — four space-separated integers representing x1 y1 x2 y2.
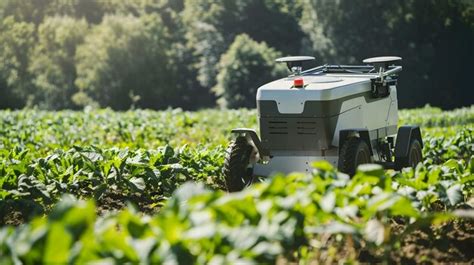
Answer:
294 78 304 88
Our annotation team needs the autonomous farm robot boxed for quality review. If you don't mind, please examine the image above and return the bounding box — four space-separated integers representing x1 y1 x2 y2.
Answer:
224 56 423 191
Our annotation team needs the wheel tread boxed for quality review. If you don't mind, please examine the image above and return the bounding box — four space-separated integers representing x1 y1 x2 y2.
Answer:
338 137 371 176
223 137 253 192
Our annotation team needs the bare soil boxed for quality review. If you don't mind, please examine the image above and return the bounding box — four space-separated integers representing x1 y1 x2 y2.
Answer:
389 220 474 264
0 191 164 226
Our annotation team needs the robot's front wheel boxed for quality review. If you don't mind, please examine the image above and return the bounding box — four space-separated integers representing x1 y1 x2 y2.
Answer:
223 136 254 192
338 137 372 176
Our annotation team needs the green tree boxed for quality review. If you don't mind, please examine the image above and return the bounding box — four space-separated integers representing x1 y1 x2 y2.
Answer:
29 16 88 109
45 0 106 24
156 0 213 109
213 34 287 108
301 0 474 109
75 14 177 110
182 0 305 90
0 0 51 24
0 16 35 108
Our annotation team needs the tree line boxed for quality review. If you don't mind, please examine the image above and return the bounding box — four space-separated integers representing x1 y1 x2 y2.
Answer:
0 0 472 110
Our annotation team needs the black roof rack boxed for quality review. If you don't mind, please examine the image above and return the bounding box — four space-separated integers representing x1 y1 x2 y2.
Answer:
282 55 402 76
303 64 376 75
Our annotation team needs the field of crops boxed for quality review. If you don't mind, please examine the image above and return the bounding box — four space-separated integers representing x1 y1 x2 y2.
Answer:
0 106 473 263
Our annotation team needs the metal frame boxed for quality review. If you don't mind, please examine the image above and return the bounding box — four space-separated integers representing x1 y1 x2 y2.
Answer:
302 64 402 76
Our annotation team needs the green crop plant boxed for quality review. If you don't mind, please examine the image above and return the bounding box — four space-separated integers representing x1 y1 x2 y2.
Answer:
0 106 472 263
0 162 471 264
0 145 224 223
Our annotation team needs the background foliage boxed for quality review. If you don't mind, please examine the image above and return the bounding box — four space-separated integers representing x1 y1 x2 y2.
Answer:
213 34 287 108
0 0 472 110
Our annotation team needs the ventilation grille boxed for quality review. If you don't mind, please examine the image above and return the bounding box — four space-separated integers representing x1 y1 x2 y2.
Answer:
268 121 288 135
296 121 317 135
260 116 331 151
265 120 318 135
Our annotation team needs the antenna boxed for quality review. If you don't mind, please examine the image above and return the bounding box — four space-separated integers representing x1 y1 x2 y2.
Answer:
363 56 402 72
276 56 315 75
363 56 403 98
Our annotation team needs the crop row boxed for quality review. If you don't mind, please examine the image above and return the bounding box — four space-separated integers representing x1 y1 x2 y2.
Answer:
0 106 472 156
399 105 474 127
423 127 473 164
0 159 472 264
0 108 256 153
1 127 471 224
0 145 224 225
0 107 472 263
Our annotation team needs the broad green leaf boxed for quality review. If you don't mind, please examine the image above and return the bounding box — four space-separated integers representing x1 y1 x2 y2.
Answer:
43 223 72 264
446 184 463 206
364 219 386 245
129 177 146 192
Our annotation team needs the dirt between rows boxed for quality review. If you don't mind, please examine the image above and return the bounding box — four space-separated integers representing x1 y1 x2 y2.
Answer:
279 219 474 264
389 219 474 264
0 191 164 226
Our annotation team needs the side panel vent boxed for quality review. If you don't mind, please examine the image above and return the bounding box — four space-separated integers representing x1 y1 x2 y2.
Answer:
296 121 317 135
260 117 334 151
268 121 288 135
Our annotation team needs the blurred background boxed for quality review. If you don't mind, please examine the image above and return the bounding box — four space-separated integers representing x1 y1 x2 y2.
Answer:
0 0 472 110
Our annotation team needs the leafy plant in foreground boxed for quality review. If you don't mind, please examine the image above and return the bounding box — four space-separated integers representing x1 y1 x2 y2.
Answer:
0 162 471 264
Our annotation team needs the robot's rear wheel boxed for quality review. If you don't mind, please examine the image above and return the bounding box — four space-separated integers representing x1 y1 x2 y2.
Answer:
223 136 254 192
408 139 423 167
396 138 423 169
338 137 372 176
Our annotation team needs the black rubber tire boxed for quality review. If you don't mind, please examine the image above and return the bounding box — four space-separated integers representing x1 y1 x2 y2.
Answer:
223 136 253 192
408 139 423 167
404 139 423 168
338 137 372 176
396 139 423 170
